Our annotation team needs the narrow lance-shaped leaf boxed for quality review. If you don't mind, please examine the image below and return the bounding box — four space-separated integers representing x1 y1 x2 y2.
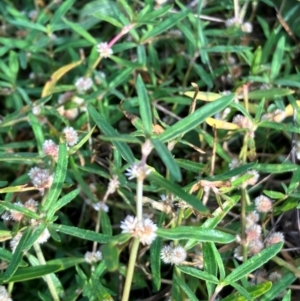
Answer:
88 104 135 163
137 74 152 135
158 94 233 143
43 142 68 212
151 138 182 181
157 227 235 243
224 242 283 284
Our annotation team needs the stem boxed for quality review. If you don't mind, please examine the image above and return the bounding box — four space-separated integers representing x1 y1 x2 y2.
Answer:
121 237 140 301
136 178 143 221
33 242 60 301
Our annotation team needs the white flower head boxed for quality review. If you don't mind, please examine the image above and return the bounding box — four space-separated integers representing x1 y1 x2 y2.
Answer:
171 245 187 265
120 215 157 245
92 201 109 213
254 195 272 213
84 250 102 264
75 77 93 94
241 22 253 33
62 126 78 146
161 244 186 265
43 139 59 160
28 167 53 193
161 245 173 264
97 42 113 58
0 285 13 301
125 163 152 180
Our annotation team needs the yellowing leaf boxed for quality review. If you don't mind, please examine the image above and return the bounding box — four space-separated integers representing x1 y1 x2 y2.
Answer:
206 117 239 130
184 91 221 101
285 100 300 117
42 60 83 97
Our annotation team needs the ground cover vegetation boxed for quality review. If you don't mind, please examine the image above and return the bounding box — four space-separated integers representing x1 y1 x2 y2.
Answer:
1 0 300 300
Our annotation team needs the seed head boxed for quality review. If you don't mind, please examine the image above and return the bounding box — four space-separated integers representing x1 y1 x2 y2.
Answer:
75 77 93 94
84 251 102 264
28 167 53 192
246 224 262 241
160 244 187 265
254 195 273 213
161 245 174 264
125 163 151 181
241 22 253 33
43 140 59 161
97 42 113 58
0 285 13 301
265 232 284 246
120 215 157 245
62 126 78 147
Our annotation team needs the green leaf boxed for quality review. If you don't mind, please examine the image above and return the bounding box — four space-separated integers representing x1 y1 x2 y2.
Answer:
255 164 298 174
47 257 85 270
204 46 252 53
28 113 44 155
0 152 42 163
261 271 295 301
0 201 40 220
142 10 190 41
224 243 283 284
51 0 76 24
270 36 285 80
93 12 123 27
102 243 119 271
258 121 300 134
0 264 61 283
51 224 111 243
3 228 33 281
9 51 19 84
137 74 152 135
157 227 235 243
202 243 218 297
100 210 112 236
248 88 294 100
8 19 47 32
0 248 27 267
175 159 205 173
201 195 240 229
251 46 262 75
263 190 286 199
177 266 219 284
88 104 135 163
158 94 233 143
148 171 208 213
222 282 272 301
173 272 199 301
63 18 97 44
150 236 162 290
151 138 182 181
43 143 68 212
47 188 80 219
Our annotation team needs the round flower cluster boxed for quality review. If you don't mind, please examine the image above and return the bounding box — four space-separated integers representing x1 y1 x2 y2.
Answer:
74 77 93 94
234 209 284 261
161 244 187 265
84 250 102 264
28 167 53 193
97 42 113 58
62 126 78 147
120 215 157 245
